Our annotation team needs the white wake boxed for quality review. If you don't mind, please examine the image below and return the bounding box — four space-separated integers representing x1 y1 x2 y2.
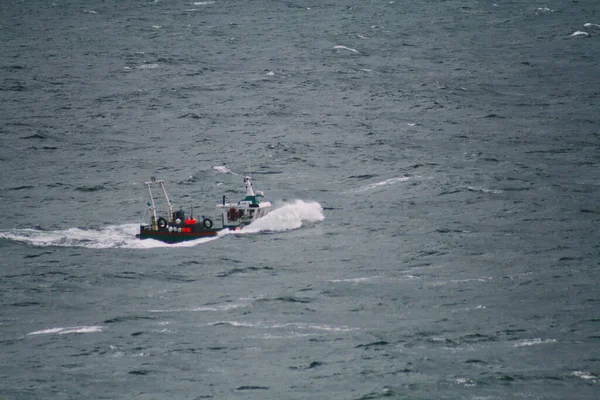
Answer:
0 224 220 249
0 200 324 248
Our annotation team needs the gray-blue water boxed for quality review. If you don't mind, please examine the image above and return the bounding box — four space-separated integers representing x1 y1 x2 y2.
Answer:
1 1 599 398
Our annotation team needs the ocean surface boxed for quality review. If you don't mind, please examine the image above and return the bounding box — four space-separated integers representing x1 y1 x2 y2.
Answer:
1 0 599 398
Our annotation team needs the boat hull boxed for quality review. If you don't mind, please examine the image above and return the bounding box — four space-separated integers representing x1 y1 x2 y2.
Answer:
137 226 220 243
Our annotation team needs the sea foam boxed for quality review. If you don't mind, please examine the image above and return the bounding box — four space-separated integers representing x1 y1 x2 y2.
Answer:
570 31 589 37
0 224 220 249
513 338 557 347
238 200 324 234
333 45 360 53
212 165 237 174
347 176 411 194
27 326 103 336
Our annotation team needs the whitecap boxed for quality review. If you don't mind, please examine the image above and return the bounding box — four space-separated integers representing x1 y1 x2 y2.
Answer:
149 306 218 313
149 302 248 313
27 326 103 336
27 328 64 335
224 321 359 339
59 326 103 334
573 371 598 382
204 320 357 333
249 321 353 332
464 304 487 312
207 321 259 328
467 186 504 194
296 323 357 332
333 45 360 54
513 338 557 347
451 277 492 283
256 322 358 333
455 377 476 387
212 165 236 174
138 63 159 69
193 1 215 4
329 276 380 284
570 31 589 37
347 176 411 194
151 328 174 334
584 23 600 28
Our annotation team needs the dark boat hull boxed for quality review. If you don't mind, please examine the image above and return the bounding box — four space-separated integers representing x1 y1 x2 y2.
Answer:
137 225 220 243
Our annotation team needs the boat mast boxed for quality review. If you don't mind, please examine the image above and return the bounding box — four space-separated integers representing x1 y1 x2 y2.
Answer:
157 180 174 222
146 180 158 228
145 177 174 224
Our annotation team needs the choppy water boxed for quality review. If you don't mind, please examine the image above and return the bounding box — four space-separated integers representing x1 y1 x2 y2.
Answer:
1 0 599 399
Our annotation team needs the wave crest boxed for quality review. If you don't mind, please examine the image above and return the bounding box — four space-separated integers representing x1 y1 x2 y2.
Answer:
238 200 324 234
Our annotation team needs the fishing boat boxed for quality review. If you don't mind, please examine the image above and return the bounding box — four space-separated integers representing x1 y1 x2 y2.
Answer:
137 177 220 243
137 175 272 243
217 175 272 230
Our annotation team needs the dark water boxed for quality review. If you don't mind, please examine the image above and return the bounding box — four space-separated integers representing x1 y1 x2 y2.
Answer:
1 0 599 398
